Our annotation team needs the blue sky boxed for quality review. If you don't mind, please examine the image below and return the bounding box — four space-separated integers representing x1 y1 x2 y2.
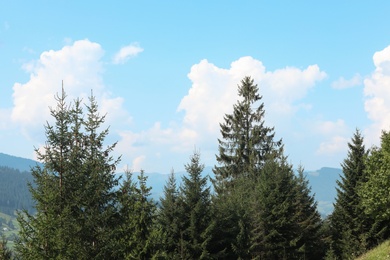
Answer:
1 1 390 173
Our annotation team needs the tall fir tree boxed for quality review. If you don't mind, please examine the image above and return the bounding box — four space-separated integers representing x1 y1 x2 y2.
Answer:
293 165 324 259
213 76 282 191
250 156 300 259
15 89 120 259
178 151 213 259
158 169 183 259
211 76 283 258
330 129 372 259
117 170 156 260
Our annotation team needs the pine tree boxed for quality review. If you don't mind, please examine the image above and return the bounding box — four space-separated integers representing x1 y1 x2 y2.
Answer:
293 165 324 259
117 170 156 260
15 89 120 259
331 129 374 259
250 156 299 259
158 169 182 259
213 76 282 191
178 151 212 259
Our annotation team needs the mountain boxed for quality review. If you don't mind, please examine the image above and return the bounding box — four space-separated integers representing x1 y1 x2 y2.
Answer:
0 152 41 172
0 152 341 217
304 167 342 217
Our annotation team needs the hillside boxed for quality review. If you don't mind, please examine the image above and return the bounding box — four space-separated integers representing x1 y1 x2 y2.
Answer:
0 152 41 172
356 240 390 260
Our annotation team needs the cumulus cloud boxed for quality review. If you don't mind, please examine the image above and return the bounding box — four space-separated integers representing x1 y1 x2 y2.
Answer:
313 119 349 155
364 45 390 144
178 56 326 137
314 119 348 136
316 136 348 155
0 109 12 130
112 43 143 64
132 155 146 172
10 39 131 139
332 74 362 89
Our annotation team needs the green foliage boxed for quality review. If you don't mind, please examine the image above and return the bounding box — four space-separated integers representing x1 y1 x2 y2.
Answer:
330 129 373 259
213 76 282 191
178 151 212 259
359 131 390 220
157 170 182 259
0 235 12 260
116 169 157 260
15 89 120 259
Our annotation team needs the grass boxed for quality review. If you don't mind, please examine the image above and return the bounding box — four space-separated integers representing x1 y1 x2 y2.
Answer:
356 240 390 260
0 211 19 250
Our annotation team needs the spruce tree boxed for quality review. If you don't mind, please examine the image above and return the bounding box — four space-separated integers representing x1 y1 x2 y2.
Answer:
15 89 120 259
293 165 324 259
331 129 373 259
158 169 182 259
117 170 156 260
250 156 300 259
213 76 282 190
178 151 212 259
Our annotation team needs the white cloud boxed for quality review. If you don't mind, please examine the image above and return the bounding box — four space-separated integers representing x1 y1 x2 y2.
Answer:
312 119 349 155
314 119 347 136
112 43 143 64
178 56 326 138
316 136 348 155
331 74 362 89
0 109 12 130
10 39 131 140
132 155 146 172
364 45 390 145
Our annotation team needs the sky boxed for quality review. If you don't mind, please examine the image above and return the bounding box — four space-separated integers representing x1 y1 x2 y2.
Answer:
1 1 390 174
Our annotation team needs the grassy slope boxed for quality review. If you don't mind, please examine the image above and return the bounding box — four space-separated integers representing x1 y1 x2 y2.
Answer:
356 240 390 260
0 211 19 249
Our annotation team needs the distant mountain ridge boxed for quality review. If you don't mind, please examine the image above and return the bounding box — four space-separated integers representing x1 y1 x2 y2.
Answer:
0 152 341 217
0 152 41 172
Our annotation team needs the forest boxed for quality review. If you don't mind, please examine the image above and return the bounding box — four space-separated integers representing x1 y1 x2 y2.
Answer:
1 76 390 259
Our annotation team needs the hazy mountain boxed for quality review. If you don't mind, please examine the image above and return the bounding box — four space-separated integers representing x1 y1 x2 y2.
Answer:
119 166 341 217
0 152 41 172
0 152 341 217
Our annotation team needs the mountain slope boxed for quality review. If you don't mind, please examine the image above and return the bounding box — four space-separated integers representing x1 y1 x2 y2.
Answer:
0 152 41 172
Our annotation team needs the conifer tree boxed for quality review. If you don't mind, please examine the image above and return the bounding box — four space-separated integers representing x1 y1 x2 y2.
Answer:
16 89 120 259
213 76 282 190
158 169 182 259
211 76 282 258
358 130 390 247
178 151 212 259
293 165 324 259
330 129 374 259
117 170 156 260
250 156 300 259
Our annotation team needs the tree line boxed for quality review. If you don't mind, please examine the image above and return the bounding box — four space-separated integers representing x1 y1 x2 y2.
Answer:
2 77 390 259
0 166 34 216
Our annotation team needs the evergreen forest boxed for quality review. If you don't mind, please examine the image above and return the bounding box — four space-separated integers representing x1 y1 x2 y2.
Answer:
2 76 390 259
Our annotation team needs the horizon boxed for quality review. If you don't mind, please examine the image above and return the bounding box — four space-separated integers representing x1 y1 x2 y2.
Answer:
1 1 390 173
